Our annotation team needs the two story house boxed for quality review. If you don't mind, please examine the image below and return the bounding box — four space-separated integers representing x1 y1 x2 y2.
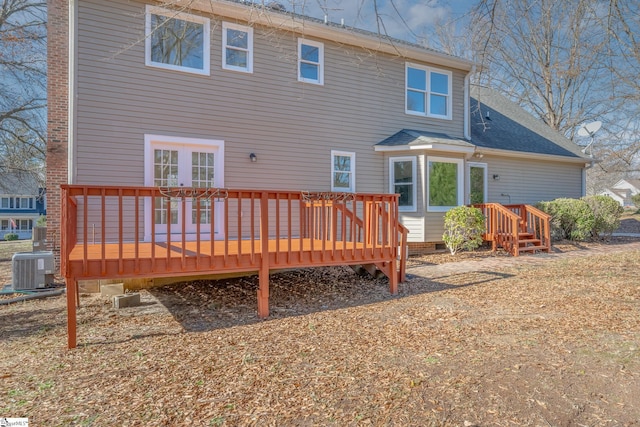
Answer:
48 0 589 260
0 173 46 240
50 0 593 347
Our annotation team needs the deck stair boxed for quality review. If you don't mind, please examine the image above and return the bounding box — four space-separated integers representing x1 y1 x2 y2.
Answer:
473 203 551 256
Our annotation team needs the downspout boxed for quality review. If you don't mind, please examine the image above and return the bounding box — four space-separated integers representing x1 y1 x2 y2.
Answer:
582 160 595 197
68 0 78 184
463 65 476 141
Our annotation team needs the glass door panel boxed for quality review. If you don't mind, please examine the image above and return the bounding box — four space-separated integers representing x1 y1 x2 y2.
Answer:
467 163 487 205
153 149 180 234
190 151 215 229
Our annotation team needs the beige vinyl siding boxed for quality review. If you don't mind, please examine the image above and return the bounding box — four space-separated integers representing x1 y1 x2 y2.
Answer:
75 0 467 199
483 156 584 205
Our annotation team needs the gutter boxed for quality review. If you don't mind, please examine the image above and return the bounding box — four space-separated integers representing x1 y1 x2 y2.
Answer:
473 146 591 164
190 0 476 72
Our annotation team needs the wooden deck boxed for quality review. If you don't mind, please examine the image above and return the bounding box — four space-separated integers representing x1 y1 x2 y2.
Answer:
61 185 408 348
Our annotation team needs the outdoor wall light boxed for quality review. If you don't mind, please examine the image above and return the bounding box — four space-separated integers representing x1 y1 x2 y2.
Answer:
473 152 484 159
493 174 500 180
249 153 257 162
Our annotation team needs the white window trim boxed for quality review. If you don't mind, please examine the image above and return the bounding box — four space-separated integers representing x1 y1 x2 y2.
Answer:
427 156 464 212
331 150 355 193
405 62 452 120
466 162 488 205
222 22 253 73
298 38 324 85
389 156 417 212
145 5 211 76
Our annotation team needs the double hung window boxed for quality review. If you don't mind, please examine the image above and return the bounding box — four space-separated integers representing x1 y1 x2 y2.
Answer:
222 22 253 73
406 63 452 119
331 151 355 192
298 39 324 85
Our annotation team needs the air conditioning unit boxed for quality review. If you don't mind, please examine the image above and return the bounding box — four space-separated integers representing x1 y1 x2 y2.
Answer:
12 251 55 291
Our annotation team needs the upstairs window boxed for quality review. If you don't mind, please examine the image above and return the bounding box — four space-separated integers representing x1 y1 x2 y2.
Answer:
222 22 253 73
298 39 324 85
390 157 417 212
1 197 34 210
331 151 355 192
145 6 210 75
406 63 452 119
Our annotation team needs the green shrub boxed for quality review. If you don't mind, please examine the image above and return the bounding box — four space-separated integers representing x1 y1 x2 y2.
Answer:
442 206 485 255
36 215 46 227
4 233 19 241
583 195 623 238
632 194 640 209
536 198 595 241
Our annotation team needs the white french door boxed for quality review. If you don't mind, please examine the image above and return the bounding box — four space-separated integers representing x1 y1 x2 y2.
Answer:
144 135 224 241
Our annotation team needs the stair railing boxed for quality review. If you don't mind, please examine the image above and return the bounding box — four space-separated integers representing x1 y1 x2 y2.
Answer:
504 204 551 252
473 203 522 256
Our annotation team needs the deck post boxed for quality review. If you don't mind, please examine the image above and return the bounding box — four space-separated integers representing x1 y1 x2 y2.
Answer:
388 258 398 294
66 278 77 349
257 191 270 318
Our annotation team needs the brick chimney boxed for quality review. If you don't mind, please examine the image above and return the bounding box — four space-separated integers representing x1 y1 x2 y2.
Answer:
46 0 69 271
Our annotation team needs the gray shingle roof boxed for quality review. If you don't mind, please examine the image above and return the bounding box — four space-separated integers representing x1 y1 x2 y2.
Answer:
376 129 475 149
470 86 589 159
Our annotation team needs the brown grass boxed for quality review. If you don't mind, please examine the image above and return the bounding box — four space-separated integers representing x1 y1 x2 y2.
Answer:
1 239 640 426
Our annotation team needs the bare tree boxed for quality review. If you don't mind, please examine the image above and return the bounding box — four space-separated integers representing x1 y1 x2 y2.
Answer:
415 0 640 194
0 0 46 182
468 0 615 137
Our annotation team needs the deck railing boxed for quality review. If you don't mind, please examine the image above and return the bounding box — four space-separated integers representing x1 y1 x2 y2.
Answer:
62 185 406 348
61 186 403 280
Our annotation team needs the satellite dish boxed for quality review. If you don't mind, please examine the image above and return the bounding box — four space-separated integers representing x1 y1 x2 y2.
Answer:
577 120 602 137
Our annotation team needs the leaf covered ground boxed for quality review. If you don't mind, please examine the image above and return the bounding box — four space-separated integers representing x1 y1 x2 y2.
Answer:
1 217 640 426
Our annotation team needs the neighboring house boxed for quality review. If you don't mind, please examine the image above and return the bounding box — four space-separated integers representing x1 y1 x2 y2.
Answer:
600 179 640 207
47 0 589 258
0 173 46 240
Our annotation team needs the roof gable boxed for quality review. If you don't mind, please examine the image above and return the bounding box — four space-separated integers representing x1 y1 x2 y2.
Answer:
470 86 588 160
613 179 640 192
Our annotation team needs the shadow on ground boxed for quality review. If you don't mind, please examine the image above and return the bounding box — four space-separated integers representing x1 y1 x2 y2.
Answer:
144 266 514 334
